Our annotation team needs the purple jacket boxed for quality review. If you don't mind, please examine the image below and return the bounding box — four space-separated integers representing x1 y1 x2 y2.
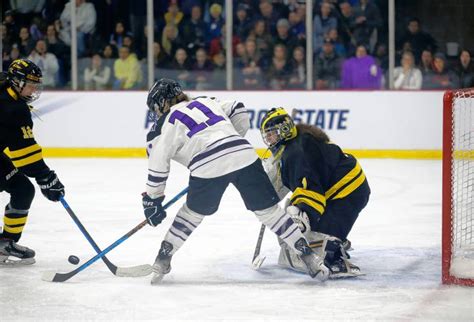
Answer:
341 55 382 89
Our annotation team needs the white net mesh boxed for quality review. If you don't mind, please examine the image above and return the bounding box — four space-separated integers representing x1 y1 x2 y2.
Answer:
450 89 474 279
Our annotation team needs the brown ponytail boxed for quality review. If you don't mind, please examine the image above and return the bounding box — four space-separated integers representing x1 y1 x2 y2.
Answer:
296 123 330 143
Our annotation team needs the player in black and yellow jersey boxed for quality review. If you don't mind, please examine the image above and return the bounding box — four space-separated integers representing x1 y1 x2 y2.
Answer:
260 107 370 278
0 59 65 265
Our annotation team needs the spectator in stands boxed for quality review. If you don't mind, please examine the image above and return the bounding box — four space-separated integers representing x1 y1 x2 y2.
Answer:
123 35 137 56
169 48 192 88
102 44 118 59
315 39 341 89
249 19 272 59
258 0 279 35
419 49 433 75
60 0 97 57
374 43 388 72
181 5 207 56
234 4 253 41
288 46 306 89
84 54 111 90
54 19 69 47
326 28 346 57
422 52 459 89
237 38 263 89
209 24 240 58
207 3 225 43
8 0 45 27
109 21 128 48
454 50 474 88
234 42 246 64
153 42 170 69
265 44 291 90
2 46 20 72
352 0 382 52
113 45 142 90
17 27 35 57
161 24 183 58
192 48 214 90
313 2 337 54
45 24 69 87
288 10 305 42
338 1 357 56
341 44 382 89
29 17 44 42
3 10 19 48
28 40 59 88
393 51 422 90
45 25 69 60
164 0 184 27
212 52 226 89
398 18 437 64
274 19 299 54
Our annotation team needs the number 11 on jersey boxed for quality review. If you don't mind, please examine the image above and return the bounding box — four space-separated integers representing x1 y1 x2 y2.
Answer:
169 101 225 138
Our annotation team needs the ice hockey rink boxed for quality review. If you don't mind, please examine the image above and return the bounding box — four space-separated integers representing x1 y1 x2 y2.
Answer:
0 158 473 321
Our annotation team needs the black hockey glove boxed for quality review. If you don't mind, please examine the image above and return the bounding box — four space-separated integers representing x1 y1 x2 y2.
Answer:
36 171 65 202
142 193 166 227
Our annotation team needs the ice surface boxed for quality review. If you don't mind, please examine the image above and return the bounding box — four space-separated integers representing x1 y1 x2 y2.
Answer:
1 159 473 321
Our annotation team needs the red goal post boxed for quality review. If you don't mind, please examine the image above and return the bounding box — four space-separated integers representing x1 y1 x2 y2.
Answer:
442 88 474 286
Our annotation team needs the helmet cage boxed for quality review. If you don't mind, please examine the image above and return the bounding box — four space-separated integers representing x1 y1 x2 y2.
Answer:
261 114 296 148
7 59 43 102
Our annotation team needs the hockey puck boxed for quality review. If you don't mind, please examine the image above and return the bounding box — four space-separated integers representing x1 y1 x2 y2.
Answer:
68 255 80 265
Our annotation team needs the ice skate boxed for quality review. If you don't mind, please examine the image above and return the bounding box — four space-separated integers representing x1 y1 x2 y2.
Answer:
294 238 329 281
322 237 364 279
150 241 173 285
327 257 364 279
0 238 35 266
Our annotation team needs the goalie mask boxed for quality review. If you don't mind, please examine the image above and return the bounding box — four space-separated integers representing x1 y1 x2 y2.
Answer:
260 107 297 149
7 59 43 102
147 78 183 116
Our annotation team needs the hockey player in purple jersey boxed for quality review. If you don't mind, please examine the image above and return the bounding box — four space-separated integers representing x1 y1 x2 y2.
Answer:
142 78 330 284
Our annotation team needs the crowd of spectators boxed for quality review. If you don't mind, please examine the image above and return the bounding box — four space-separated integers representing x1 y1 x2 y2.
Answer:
2 0 473 90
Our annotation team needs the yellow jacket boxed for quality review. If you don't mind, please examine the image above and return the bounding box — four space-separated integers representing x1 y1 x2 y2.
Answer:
113 54 142 89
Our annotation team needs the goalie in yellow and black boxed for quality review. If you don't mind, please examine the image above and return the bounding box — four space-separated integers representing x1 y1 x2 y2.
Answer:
260 107 370 278
0 59 65 265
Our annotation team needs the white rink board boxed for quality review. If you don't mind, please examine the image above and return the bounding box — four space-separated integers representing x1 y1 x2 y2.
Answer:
32 91 444 149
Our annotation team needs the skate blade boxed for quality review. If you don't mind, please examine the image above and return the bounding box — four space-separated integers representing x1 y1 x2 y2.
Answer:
329 270 365 279
150 272 166 285
0 257 35 266
251 255 266 270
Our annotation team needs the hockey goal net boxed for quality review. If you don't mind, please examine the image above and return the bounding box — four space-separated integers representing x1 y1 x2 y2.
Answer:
442 88 474 286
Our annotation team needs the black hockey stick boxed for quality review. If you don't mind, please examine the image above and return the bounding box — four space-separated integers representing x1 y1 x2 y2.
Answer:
59 196 151 277
42 187 189 283
251 224 266 269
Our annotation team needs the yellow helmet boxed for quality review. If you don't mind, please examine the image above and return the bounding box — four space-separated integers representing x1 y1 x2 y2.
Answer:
260 107 297 149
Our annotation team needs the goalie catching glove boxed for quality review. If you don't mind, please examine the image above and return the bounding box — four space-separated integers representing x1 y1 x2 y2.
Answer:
142 193 166 226
35 171 65 202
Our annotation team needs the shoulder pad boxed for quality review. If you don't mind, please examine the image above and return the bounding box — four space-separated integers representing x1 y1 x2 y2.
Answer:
147 115 166 142
193 96 216 101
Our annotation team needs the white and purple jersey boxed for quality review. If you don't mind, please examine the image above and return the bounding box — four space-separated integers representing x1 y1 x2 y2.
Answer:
146 96 258 198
